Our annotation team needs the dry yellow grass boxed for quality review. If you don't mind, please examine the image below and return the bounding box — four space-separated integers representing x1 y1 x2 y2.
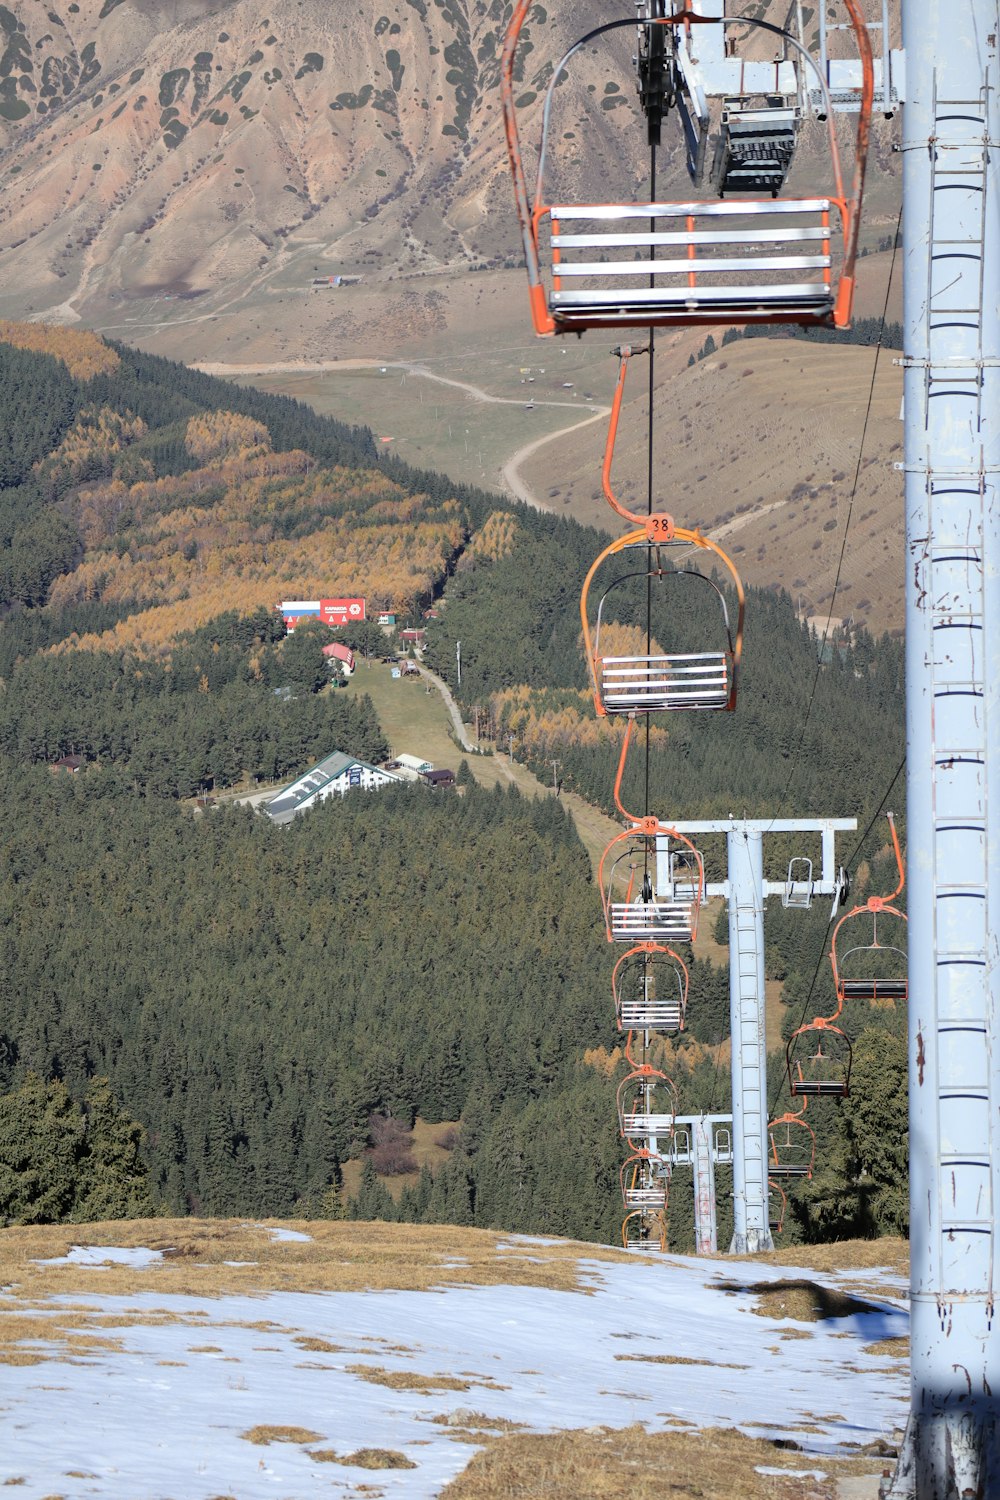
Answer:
309 1448 417 1469
751 1239 909 1279
346 1363 508 1395
0 1219 631 1308
430 1413 527 1435
437 1423 880 1499
615 1352 749 1369
240 1425 324 1446
863 1337 909 1359
0 1219 640 1367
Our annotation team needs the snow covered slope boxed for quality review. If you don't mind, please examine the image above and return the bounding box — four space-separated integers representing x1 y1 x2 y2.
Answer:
0 1229 908 1499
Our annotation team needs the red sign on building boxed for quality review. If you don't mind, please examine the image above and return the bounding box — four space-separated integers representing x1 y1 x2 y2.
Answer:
319 598 366 625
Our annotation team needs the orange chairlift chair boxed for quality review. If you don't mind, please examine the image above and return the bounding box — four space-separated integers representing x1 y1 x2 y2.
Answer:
612 941 689 1033
786 814 906 1098
616 1063 679 1150
830 812 908 1003
600 821 704 944
767 1098 816 1179
768 1178 788 1235
620 1147 671 1210
580 350 745 717
501 3 874 334
622 1206 670 1251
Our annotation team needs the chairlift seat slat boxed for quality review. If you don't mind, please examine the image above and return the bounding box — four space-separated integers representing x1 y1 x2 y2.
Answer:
554 255 831 278
790 1079 849 1096
622 1186 669 1207
551 284 833 309
550 200 833 222
552 226 832 250
840 977 908 1000
619 1002 683 1027
603 652 730 713
622 1112 675 1132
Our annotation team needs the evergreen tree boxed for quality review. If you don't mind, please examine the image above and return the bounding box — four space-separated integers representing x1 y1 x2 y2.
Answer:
0 1074 83 1225
350 1161 397 1222
72 1078 154 1222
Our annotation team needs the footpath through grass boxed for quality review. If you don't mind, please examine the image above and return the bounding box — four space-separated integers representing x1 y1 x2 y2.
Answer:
344 661 620 874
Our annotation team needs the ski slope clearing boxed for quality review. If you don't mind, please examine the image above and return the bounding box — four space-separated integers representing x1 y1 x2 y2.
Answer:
0 1222 907 1498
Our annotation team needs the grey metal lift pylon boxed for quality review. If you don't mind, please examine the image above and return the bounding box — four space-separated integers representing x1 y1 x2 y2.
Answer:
665 819 855 1254
881 1 1000 1494
670 1113 734 1254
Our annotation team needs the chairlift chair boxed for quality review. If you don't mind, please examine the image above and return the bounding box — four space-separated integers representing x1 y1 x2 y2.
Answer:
620 1148 671 1209
831 902 908 1002
580 350 745 719
713 1125 733 1165
768 1178 788 1235
767 1105 816 1178
581 532 744 717
710 94 800 197
782 856 814 910
612 942 689 1032
830 811 908 1002
600 820 705 943
786 1014 853 1097
616 1063 679 1149
786 815 904 1098
622 1207 669 1251
501 2 874 333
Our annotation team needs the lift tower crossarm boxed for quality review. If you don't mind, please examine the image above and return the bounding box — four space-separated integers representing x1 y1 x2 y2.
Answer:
666 816 856 1254
667 817 855 901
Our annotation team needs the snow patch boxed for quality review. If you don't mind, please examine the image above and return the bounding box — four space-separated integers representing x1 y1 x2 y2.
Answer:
34 1245 165 1268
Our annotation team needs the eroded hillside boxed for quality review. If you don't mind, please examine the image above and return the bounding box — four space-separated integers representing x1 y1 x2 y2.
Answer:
0 0 899 335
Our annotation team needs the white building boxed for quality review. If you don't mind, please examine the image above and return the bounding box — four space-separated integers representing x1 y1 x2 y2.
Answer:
264 752 400 825
386 753 433 783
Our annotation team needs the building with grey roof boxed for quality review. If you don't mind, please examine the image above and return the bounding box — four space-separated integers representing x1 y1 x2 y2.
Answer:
264 752 401 825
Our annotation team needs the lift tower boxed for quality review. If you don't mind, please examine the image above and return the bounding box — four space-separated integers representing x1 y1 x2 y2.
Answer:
884 1 1000 1494
668 818 853 1254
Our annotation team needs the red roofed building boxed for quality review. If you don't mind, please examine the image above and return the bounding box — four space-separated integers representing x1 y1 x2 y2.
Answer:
322 641 355 676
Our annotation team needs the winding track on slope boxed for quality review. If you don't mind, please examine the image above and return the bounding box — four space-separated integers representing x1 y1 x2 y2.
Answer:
190 357 608 513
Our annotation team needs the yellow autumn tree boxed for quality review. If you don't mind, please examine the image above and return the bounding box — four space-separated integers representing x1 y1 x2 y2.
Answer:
185 412 273 466
0 321 120 381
